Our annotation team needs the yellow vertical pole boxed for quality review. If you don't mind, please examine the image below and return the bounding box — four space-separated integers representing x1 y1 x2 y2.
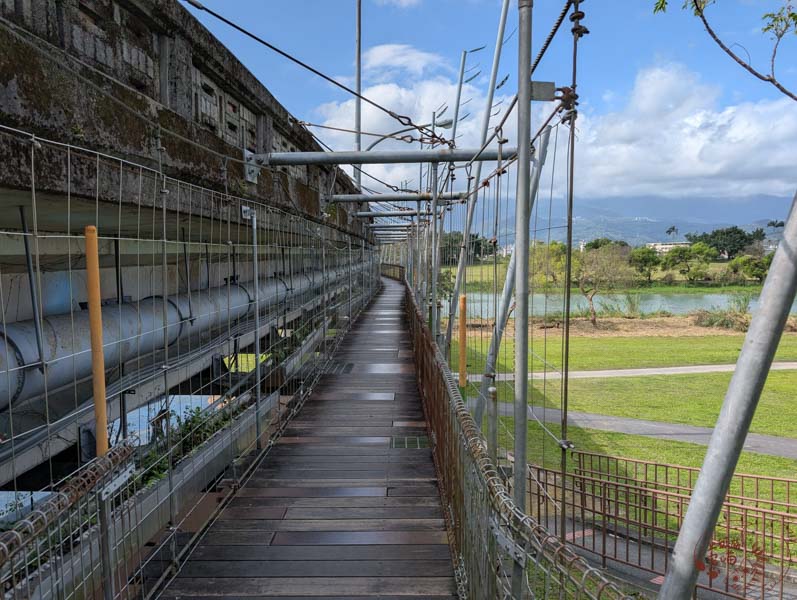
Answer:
85 225 108 457
458 294 467 387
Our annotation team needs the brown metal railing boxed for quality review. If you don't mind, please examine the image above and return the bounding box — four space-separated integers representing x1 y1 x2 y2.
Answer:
380 263 405 281
400 267 632 599
528 452 797 599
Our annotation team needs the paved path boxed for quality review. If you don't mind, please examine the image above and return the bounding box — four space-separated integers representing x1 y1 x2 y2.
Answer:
164 279 456 599
469 361 797 382
467 399 797 460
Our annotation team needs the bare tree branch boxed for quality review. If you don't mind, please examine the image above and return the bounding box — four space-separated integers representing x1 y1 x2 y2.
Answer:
694 4 797 101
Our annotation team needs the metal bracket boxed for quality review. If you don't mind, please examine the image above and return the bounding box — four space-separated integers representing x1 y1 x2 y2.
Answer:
490 516 527 563
99 464 134 501
244 149 260 184
530 81 556 102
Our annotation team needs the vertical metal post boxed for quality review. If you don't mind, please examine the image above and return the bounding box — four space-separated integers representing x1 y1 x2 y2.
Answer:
251 212 263 451
99 494 114 600
488 386 498 465
354 0 362 192
85 225 109 457
458 294 467 387
512 1 533 596
474 126 551 427
348 237 353 324
19 206 45 369
445 0 511 352
660 194 797 597
429 162 439 336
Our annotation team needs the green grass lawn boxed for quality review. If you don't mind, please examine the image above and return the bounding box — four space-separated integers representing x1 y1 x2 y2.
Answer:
454 332 797 373
564 371 797 439
496 417 797 482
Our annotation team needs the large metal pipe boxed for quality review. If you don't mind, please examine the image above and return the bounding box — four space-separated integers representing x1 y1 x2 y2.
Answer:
0 263 360 411
255 147 517 167
659 191 797 597
355 211 431 218
329 192 467 203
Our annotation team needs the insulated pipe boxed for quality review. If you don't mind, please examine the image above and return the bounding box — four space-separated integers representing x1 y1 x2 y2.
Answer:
85 226 108 457
254 147 517 167
0 264 361 410
329 192 467 203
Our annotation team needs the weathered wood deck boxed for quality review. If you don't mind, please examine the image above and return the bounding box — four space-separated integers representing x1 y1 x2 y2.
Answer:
162 278 457 598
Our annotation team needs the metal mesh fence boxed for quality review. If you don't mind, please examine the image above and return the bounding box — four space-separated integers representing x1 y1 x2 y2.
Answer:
0 124 379 599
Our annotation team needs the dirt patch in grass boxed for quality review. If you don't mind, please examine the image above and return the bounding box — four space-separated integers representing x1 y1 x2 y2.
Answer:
459 315 774 338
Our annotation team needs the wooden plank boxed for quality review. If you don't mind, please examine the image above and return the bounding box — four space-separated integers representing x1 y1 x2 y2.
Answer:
176 559 454 578
228 497 442 509
271 531 450 545
189 544 451 561
236 487 387 497
211 519 446 532
165 577 456 596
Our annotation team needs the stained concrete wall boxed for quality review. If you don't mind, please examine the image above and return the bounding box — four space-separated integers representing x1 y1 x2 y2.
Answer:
0 0 364 234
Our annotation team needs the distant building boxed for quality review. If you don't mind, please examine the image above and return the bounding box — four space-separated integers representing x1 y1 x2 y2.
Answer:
499 244 514 257
646 241 691 255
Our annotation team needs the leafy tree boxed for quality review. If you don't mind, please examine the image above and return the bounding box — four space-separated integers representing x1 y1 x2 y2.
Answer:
629 247 661 283
654 1 797 102
575 245 636 326
661 242 718 281
729 253 774 282
585 238 629 251
529 241 568 288
666 225 679 238
685 226 765 259
768 219 785 229
440 231 490 265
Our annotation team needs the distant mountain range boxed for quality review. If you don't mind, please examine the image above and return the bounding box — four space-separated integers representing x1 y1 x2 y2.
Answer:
482 194 792 246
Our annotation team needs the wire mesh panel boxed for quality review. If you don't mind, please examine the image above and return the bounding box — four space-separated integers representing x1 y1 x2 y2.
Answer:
0 123 380 599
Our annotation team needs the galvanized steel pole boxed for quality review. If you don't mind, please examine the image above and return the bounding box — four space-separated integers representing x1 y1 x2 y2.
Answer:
445 0 511 353
512 1 532 596
430 162 439 337
474 126 551 428
255 147 517 167
354 0 362 192
251 212 263 451
659 195 797 598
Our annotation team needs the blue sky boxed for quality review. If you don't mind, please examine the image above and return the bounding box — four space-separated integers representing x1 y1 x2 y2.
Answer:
185 0 796 212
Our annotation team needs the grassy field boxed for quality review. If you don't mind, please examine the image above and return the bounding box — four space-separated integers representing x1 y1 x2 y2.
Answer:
496 418 797 481
564 371 797 439
453 331 797 373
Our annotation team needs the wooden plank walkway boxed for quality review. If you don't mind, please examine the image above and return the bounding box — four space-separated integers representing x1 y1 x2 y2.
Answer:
162 278 457 599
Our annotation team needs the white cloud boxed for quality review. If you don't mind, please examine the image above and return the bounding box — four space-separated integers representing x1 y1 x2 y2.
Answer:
314 56 797 202
363 44 446 80
575 62 797 198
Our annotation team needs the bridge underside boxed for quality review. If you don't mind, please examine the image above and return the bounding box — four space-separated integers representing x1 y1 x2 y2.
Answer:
161 278 457 598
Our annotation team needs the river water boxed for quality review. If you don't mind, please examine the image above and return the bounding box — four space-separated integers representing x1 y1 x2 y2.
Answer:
442 292 797 318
